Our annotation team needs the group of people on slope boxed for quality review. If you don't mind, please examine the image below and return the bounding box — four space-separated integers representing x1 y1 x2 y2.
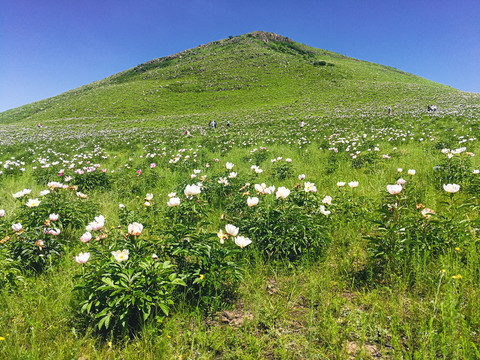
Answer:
208 120 230 129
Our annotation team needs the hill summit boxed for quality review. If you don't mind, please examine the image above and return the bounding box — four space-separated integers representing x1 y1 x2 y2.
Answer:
0 31 462 125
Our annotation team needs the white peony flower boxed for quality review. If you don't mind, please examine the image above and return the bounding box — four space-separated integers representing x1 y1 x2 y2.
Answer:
75 252 91 264
217 229 227 244
304 182 317 193
80 232 92 243
88 215 105 231
111 249 129 262
247 197 259 207
184 184 201 196
26 198 41 208
254 183 265 193
386 184 402 195
128 222 143 236
319 205 331 216
348 181 359 188
235 236 252 249
265 185 275 195
443 183 460 193
39 190 51 197
12 191 25 199
276 187 290 199
218 177 229 186
49 228 61 236
225 224 239 237
322 195 332 205
167 197 181 207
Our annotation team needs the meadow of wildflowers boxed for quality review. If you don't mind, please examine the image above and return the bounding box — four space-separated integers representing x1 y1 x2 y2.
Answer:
1 98 480 358
1 32 480 359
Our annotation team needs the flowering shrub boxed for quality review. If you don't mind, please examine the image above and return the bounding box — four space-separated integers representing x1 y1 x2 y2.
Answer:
5 225 65 274
272 160 293 180
334 185 374 220
18 185 97 230
200 172 250 213
241 185 331 262
5 192 75 273
164 187 208 229
73 170 111 191
74 224 185 336
434 148 472 189
367 179 469 275
351 151 377 169
33 166 63 185
248 147 269 165
164 230 244 311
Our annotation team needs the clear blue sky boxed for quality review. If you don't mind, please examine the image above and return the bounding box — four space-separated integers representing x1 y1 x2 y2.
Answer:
1 0 479 112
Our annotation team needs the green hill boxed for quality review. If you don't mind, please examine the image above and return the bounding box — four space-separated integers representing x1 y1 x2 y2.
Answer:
0 31 466 125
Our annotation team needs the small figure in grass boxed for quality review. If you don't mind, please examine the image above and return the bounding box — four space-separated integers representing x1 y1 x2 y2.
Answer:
226 120 230 128
300 120 305 129
388 107 392 115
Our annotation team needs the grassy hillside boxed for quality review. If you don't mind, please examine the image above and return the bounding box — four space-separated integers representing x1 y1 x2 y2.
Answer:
3 32 480 359
0 31 461 125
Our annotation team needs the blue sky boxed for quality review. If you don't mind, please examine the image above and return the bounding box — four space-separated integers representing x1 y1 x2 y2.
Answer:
1 0 479 112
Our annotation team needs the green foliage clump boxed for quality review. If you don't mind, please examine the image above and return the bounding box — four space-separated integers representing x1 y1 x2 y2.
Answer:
163 192 245 310
2 188 96 274
434 150 472 189
74 230 185 337
272 160 293 180
18 186 97 230
165 229 243 311
0 247 23 290
248 147 269 166
241 187 331 262
367 179 469 277
73 171 111 191
6 227 64 274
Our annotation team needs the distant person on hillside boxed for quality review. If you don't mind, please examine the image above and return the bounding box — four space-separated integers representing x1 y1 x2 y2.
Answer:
226 120 230 128
388 107 392 115
185 130 191 136
212 120 217 129
300 120 305 129
37 123 44 129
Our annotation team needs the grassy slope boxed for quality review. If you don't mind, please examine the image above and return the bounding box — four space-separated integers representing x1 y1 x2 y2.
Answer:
3 32 480 359
0 31 459 126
